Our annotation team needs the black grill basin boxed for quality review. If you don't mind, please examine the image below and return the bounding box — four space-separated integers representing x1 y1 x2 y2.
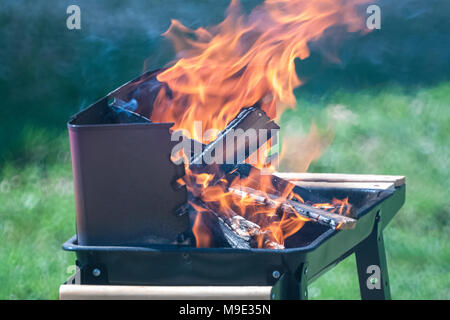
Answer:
63 185 405 299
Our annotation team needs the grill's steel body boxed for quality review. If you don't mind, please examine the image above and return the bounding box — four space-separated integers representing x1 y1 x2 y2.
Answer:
63 183 405 300
65 70 405 300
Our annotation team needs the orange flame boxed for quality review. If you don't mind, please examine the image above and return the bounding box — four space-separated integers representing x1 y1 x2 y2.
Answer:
152 0 369 248
191 201 214 248
151 0 370 135
312 197 352 216
184 166 311 249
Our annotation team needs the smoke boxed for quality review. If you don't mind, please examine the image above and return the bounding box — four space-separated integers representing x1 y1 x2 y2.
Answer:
0 0 261 157
296 0 450 92
0 1 264 117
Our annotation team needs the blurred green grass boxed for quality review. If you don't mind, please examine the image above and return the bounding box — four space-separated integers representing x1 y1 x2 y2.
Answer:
281 82 450 299
0 83 449 299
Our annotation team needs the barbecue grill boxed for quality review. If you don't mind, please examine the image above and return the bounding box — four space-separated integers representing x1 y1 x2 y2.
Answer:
61 70 406 300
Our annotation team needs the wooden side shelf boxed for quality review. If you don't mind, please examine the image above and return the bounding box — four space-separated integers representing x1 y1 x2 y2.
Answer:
274 172 405 188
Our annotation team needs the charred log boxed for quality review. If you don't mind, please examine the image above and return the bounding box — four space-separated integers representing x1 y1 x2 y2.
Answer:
184 104 357 231
186 107 327 204
189 104 279 169
187 199 282 249
228 186 357 230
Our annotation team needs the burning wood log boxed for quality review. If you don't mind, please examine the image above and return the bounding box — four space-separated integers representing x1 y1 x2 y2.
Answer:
228 186 357 230
224 215 284 249
187 105 328 203
183 104 357 233
187 198 282 249
189 104 279 169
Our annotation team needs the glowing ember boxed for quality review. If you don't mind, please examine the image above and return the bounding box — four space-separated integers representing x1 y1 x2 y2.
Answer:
313 197 352 216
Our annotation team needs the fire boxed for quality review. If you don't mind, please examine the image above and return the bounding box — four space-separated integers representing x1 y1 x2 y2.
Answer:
191 201 214 248
184 163 351 249
313 197 352 216
186 167 311 249
150 0 370 248
151 0 370 135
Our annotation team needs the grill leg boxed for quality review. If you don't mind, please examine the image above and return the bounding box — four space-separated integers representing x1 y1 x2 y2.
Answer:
270 264 308 300
355 212 391 300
